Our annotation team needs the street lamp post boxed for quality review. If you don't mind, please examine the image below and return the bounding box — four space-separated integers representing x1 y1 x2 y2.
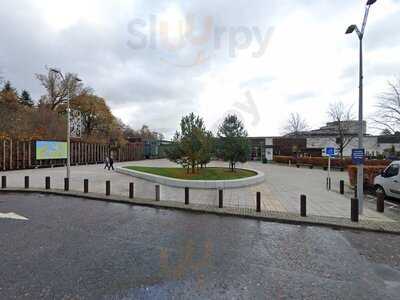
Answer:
345 0 377 214
50 68 82 181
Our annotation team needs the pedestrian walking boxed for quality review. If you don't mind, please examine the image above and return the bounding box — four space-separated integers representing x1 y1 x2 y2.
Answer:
109 156 114 171
104 156 109 170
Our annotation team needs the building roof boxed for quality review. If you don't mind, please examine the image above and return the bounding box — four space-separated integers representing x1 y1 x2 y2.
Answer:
377 134 400 144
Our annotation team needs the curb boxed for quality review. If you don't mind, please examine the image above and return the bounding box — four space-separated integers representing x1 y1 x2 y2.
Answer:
1 188 400 235
116 166 265 189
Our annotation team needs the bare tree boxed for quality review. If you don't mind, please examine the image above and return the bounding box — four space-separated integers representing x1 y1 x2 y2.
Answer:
372 80 400 134
327 101 355 159
36 68 90 110
283 112 309 136
381 128 393 135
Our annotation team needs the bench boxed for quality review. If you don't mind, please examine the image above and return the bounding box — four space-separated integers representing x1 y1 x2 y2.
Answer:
296 163 314 169
323 166 345 172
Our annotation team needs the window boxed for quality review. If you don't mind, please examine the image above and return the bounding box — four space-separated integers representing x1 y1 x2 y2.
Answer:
384 164 399 178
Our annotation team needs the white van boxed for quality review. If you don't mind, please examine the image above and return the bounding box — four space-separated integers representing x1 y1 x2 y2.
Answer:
374 161 400 198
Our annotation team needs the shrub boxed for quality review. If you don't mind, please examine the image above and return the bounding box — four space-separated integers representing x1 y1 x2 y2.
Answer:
348 165 387 188
273 156 293 164
364 159 391 166
273 155 391 169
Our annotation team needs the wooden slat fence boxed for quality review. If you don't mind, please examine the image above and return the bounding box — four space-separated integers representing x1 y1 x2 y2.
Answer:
0 139 144 171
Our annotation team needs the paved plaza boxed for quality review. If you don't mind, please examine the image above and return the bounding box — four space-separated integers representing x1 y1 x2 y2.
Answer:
0 159 395 222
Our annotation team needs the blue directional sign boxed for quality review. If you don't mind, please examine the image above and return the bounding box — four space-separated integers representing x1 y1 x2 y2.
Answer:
326 147 335 157
352 148 365 165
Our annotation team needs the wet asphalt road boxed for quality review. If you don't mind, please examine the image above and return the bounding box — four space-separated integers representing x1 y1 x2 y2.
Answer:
1 193 400 300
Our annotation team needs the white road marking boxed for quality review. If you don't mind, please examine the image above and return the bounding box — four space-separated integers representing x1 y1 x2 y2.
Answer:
0 212 28 221
386 201 399 207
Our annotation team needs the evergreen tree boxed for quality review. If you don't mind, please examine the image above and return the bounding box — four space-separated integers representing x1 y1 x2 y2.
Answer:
217 114 250 171
2 81 15 93
19 90 34 107
166 113 211 173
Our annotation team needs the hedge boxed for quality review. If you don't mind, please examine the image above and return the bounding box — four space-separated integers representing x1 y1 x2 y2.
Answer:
273 156 391 169
348 165 387 188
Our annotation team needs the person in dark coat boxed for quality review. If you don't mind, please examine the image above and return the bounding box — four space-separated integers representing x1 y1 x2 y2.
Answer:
109 156 114 171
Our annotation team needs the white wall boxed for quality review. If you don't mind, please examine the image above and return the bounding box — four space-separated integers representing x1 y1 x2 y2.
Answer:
306 136 400 157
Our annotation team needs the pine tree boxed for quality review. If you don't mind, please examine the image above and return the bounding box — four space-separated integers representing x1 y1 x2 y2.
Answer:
19 90 34 107
2 81 14 93
217 114 250 171
166 113 211 173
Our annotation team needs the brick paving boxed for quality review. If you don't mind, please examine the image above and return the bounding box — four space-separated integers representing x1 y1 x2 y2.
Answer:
0 159 396 223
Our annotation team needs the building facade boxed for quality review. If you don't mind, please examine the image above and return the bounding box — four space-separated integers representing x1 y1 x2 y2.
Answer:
249 121 400 160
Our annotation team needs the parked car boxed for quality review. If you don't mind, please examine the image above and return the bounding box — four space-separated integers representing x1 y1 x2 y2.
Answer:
374 161 400 198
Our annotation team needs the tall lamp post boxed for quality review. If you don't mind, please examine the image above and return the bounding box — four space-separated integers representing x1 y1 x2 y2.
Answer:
50 68 82 181
345 0 377 214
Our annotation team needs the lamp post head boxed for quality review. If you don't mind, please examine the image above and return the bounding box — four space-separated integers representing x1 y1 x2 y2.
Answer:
345 25 357 34
367 0 377 6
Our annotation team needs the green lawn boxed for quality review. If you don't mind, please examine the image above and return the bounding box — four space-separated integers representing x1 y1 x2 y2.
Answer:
125 166 257 180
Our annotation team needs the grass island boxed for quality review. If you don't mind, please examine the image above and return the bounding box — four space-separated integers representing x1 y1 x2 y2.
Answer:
125 166 257 181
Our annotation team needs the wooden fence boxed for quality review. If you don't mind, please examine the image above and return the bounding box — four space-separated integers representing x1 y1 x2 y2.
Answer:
0 139 144 171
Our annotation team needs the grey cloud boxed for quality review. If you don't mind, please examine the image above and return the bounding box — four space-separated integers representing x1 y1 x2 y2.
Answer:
1 0 399 137
288 91 318 103
367 11 400 51
240 76 275 90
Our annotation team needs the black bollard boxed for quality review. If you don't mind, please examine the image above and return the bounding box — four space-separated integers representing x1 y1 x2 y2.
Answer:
351 198 359 222
45 176 50 190
300 195 307 217
185 187 189 205
24 176 29 189
1 176 6 189
84 179 89 193
354 185 358 198
155 185 160 201
377 191 385 213
64 178 69 191
219 189 223 208
106 180 111 196
340 180 345 195
256 192 261 212
326 178 331 190
129 182 134 199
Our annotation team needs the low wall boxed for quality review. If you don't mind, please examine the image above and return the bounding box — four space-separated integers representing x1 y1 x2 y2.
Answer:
116 167 265 208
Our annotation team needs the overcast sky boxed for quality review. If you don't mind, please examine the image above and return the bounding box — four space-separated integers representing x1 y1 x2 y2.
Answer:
1 0 399 137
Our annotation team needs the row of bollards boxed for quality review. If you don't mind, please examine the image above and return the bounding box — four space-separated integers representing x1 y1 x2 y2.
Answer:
181 188 263 212
0 175 137 199
0 175 311 218
0 175 386 221
326 179 346 195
